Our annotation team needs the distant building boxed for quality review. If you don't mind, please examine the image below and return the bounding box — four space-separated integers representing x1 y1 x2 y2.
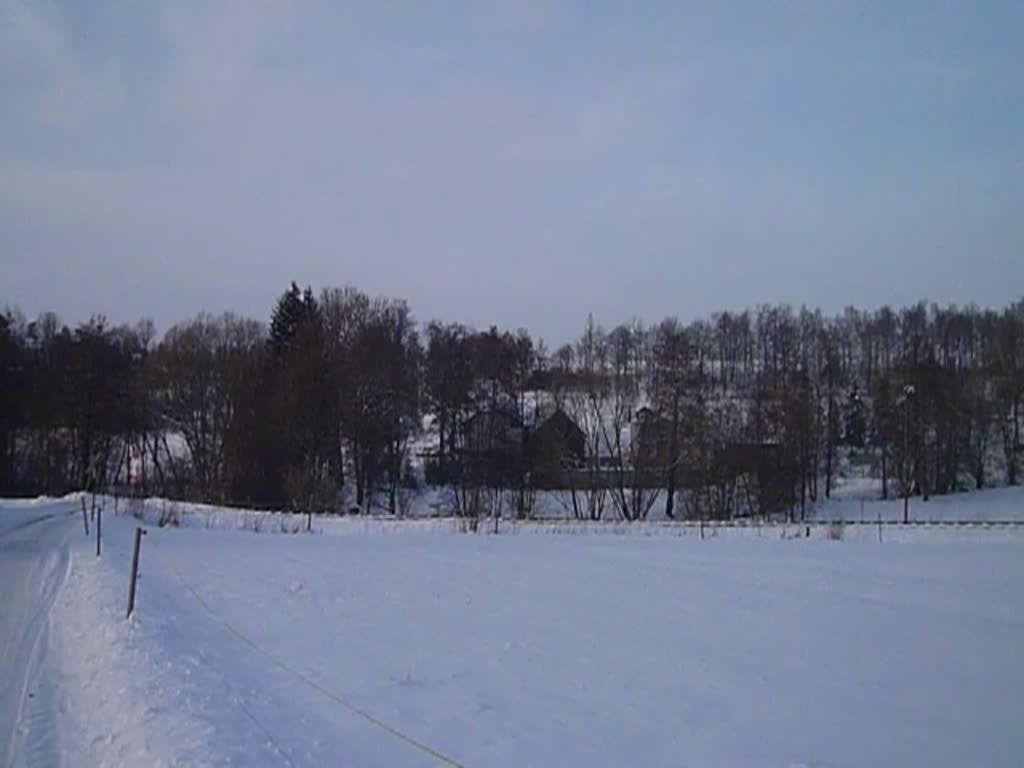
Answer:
713 441 793 516
452 400 790 508
455 406 590 490
526 408 586 488
461 409 523 457
632 406 676 473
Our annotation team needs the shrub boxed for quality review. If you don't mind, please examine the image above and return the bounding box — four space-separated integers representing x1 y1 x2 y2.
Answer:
242 514 264 533
279 518 304 534
127 497 146 520
401 460 421 490
827 521 846 541
158 500 182 528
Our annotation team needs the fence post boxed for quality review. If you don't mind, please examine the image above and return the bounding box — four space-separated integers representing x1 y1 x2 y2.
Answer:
126 527 147 619
307 510 312 533
81 497 89 536
96 505 102 557
877 508 883 543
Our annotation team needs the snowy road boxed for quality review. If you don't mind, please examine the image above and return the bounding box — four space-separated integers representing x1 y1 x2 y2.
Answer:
0 503 75 768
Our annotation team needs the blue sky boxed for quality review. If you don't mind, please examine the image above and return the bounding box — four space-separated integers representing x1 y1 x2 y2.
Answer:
2 1 1021 343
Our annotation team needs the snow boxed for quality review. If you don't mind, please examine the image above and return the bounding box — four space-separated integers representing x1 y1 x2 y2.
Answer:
2 495 1023 767
0 501 74 767
116 486 1024 538
813 485 1024 522
0 495 78 535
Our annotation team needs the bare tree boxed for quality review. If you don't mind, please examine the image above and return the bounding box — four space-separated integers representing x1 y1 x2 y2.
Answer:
154 313 265 503
325 289 421 513
597 321 660 521
650 318 694 519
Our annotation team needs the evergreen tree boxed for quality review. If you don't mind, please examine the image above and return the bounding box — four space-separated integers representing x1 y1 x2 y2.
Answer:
270 282 320 356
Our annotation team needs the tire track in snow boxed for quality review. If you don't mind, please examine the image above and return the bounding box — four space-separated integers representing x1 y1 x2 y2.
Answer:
1 516 73 768
0 513 58 540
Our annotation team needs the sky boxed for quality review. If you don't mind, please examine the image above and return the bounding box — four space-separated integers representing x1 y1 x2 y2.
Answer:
2 1 1022 344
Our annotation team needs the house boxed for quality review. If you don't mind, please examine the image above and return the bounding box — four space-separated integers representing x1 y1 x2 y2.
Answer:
526 408 586 488
530 408 585 463
461 409 523 457
453 405 591 490
632 406 677 472
455 408 525 487
713 441 793 515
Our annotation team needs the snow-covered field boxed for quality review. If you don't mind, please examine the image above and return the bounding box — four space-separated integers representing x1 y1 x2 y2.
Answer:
813 484 1024 523
2 496 1023 767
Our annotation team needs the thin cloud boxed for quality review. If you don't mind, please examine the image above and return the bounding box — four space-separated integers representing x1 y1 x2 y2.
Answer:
1 1 1021 341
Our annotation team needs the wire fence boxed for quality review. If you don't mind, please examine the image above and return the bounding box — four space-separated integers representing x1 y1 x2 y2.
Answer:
104 494 1022 766
142 536 467 768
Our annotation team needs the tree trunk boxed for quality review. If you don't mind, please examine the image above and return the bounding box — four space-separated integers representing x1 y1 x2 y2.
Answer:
1012 400 1021 485
663 406 679 520
825 442 833 499
881 447 888 499
799 466 806 522
437 412 447 473
353 442 365 509
825 394 834 500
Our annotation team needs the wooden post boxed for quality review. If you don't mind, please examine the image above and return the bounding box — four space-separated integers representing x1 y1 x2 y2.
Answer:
126 527 147 619
96 505 102 557
307 510 312 533
81 497 89 536
877 507 883 543
700 516 705 540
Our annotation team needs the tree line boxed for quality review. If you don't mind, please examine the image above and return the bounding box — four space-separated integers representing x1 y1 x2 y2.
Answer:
1 287 1021 520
